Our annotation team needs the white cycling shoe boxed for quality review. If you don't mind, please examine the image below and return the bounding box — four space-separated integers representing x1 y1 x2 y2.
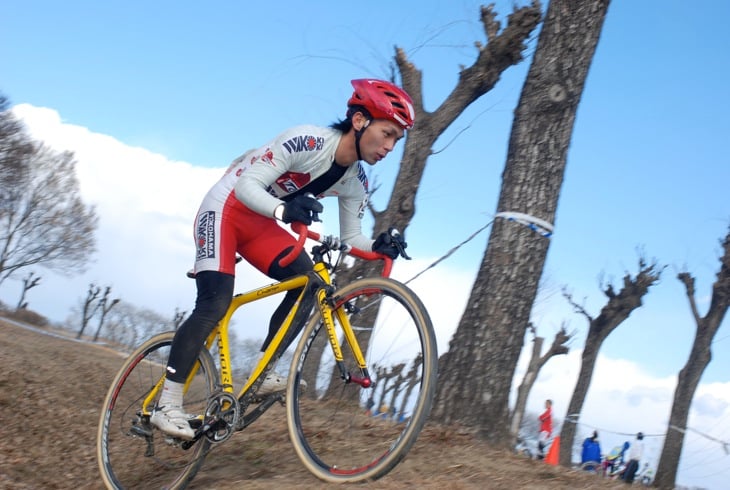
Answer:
150 405 197 440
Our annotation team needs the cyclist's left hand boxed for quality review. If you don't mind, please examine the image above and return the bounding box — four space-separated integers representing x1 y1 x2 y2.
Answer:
372 228 409 259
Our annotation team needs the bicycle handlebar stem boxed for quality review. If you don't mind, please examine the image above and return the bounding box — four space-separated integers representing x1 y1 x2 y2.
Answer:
278 222 393 277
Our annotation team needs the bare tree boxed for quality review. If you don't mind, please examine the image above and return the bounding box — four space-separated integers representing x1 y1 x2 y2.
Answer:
101 302 138 347
397 353 424 418
654 227 730 489
0 94 34 193
77 283 101 339
0 98 98 287
432 0 610 447
343 3 542 289
99 302 175 349
509 322 572 444
15 271 41 310
558 257 663 467
92 286 120 342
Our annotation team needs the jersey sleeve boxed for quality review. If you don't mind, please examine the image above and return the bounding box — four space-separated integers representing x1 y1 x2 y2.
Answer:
233 134 295 217
338 194 373 251
335 163 374 251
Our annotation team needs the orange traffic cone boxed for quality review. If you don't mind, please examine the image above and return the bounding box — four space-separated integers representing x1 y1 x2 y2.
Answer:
545 436 560 465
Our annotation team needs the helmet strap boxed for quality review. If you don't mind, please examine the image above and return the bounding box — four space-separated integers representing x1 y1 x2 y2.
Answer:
354 118 370 161
347 107 372 162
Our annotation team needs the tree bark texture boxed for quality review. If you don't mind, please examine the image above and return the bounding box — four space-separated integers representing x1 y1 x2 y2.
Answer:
430 0 610 447
655 229 730 489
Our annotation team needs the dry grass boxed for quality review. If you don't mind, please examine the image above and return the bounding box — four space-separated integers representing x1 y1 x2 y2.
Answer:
0 319 625 489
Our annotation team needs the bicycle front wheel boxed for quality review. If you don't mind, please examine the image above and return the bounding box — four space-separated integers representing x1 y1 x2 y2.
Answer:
287 276 437 483
97 332 216 490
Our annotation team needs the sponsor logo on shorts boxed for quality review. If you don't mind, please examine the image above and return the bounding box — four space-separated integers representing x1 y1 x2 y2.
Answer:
196 211 216 260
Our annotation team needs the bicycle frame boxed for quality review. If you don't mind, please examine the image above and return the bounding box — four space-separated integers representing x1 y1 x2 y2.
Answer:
141 224 388 417
97 221 437 489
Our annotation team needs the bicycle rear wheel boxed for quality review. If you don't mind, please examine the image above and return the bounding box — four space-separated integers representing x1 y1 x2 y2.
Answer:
287 276 437 483
97 332 216 489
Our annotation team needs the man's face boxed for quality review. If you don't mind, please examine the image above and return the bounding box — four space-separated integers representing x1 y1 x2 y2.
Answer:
358 119 405 165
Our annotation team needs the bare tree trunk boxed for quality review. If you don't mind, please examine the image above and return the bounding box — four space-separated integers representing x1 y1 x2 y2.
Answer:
511 336 544 441
431 0 610 447
510 324 571 444
15 271 40 310
655 228 730 489
558 258 662 467
77 283 100 339
92 286 120 342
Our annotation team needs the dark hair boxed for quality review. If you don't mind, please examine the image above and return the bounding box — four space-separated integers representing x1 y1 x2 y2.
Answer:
329 105 371 133
329 118 352 132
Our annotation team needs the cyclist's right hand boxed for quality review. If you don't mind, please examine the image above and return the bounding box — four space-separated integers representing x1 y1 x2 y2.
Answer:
277 194 323 225
372 227 410 260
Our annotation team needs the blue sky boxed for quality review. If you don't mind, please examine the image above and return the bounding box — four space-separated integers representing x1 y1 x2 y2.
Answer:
3 1 730 488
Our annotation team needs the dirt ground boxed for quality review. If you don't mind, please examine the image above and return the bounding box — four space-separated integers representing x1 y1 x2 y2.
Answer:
0 319 627 490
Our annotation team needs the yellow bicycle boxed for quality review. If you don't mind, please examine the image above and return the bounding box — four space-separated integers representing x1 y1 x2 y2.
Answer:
97 223 438 489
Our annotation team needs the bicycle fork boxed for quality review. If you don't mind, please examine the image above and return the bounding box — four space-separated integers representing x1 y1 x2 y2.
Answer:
314 265 372 388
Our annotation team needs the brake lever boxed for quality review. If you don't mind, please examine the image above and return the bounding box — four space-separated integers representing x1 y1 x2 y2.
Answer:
389 228 411 260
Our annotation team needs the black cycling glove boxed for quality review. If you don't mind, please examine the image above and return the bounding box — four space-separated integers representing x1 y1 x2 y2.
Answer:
372 228 408 259
280 195 323 225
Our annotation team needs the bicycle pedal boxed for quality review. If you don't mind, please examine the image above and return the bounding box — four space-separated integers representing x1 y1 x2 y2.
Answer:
188 415 204 430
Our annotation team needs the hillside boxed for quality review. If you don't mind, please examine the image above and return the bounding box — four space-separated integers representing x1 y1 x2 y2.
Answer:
0 319 626 489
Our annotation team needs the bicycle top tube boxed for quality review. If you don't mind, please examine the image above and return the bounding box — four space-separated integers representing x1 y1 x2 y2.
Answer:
279 222 394 277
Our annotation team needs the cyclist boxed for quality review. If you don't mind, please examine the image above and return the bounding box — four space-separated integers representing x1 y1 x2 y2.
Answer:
151 79 415 439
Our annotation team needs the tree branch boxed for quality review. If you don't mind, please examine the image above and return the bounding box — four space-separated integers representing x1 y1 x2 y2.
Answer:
678 271 701 324
562 287 594 322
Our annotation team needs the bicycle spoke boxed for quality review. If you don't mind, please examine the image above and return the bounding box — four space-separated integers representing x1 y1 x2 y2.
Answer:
97 333 216 489
288 277 437 483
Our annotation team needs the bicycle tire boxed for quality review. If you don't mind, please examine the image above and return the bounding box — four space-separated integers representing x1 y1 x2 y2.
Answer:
97 332 217 490
287 276 438 483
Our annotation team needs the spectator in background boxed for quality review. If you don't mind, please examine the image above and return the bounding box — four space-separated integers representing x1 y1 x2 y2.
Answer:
581 430 602 471
623 432 645 484
537 399 553 459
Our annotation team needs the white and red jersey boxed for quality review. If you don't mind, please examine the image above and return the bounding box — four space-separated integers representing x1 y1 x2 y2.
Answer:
194 125 372 275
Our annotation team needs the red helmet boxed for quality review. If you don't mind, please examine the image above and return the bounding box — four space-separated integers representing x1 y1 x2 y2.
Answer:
347 79 415 130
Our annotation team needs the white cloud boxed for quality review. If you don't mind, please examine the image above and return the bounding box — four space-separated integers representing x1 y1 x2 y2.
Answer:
692 390 729 419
